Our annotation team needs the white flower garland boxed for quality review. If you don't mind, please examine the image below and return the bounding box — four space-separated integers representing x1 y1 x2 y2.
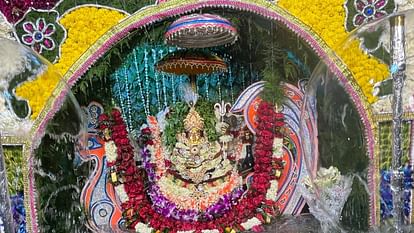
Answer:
240 217 262 230
266 180 279 201
105 141 118 163
201 229 220 233
114 184 129 203
135 222 153 233
272 137 283 158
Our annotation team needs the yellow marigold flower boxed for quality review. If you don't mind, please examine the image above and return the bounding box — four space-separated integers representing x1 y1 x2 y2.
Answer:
55 7 126 74
278 0 389 103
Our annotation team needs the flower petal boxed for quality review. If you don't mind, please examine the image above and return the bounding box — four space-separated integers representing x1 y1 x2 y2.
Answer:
374 0 387 9
374 10 386 19
22 34 34 45
32 43 42 53
36 18 45 32
41 37 55 50
44 23 56 36
353 14 366 26
355 0 367 11
23 22 35 33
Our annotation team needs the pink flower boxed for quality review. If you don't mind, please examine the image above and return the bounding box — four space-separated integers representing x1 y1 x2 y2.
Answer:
21 18 55 53
353 0 387 26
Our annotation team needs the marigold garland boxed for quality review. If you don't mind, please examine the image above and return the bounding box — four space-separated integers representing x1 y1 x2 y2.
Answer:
99 101 284 232
55 7 126 74
278 0 389 103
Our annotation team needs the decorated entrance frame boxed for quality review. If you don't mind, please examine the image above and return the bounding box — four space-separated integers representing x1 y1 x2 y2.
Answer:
1 0 399 232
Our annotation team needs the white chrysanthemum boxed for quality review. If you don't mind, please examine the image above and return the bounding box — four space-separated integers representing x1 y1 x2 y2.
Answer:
105 141 118 162
266 180 279 201
201 229 219 233
241 217 262 230
114 184 129 203
134 222 153 233
272 137 283 158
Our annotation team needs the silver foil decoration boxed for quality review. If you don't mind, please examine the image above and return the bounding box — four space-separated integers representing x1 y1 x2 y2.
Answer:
0 135 15 233
390 14 406 232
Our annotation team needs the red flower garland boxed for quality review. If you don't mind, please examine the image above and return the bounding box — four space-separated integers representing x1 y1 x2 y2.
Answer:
101 101 284 232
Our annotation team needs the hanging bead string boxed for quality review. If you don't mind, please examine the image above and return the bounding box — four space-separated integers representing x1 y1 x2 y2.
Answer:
162 73 168 108
123 66 133 133
218 73 222 102
223 54 235 103
171 75 176 105
159 50 168 108
114 69 127 121
229 65 234 103
204 74 209 101
152 48 162 112
178 75 183 101
144 48 150 114
241 66 245 90
133 48 149 116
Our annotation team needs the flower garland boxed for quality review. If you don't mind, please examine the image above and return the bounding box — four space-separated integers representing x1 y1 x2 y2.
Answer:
55 7 126 74
142 144 245 220
100 101 284 232
278 0 389 103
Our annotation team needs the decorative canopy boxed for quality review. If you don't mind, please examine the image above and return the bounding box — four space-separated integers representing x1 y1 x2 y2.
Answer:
165 13 238 48
155 50 227 75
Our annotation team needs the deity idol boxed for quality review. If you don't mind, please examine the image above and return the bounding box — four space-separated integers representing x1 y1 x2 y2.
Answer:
171 105 233 184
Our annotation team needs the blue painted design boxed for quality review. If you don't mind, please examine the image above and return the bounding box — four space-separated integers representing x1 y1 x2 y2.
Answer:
11 192 26 233
88 137 102 150
167 19 233 31
380 166 413 219
364 6 374 16
34 31 43 41
87 102 104 132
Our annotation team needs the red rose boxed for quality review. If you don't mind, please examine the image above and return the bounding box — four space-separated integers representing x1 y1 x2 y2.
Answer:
141 127 151 135
98 114 110 122
111 109 121 117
